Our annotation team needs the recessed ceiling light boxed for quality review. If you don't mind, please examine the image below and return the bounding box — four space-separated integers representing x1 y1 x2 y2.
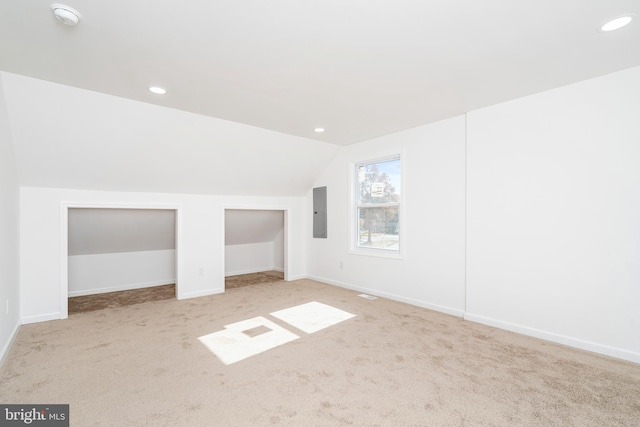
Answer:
149 86 166 95
599 15 634 32
50 4 81 26
314 127 325 133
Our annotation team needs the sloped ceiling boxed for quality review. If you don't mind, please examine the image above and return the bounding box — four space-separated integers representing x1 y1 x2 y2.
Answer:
68 208 175 256
225 210 284 246
1 1 639 145
2 72 339 196
68 208 284 255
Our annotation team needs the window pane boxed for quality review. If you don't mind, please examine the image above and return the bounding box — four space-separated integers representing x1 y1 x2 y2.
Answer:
357 206 399 249
358 158 401 204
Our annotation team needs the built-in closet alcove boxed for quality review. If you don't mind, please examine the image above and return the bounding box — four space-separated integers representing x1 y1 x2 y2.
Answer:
224 209 285 287
67 208 177 311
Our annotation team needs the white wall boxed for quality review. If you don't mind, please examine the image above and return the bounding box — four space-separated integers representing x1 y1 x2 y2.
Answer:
20 187 307 323
2 72 340 197
307 115 467 316
306 66 640 363
466 66 640 362
224 209 284 276
67 208 176 296
68 250 176 296
225 243 275 276
225 227 286 276
0 74 21 363
10 64 640 363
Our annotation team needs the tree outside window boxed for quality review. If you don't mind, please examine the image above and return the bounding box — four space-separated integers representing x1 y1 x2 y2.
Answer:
356 157 401 251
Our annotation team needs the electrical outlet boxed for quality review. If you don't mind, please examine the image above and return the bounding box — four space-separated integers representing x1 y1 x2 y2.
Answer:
198 267 204 276
339 261 344 269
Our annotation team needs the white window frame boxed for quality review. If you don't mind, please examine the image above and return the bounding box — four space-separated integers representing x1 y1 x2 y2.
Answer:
349 153 403 259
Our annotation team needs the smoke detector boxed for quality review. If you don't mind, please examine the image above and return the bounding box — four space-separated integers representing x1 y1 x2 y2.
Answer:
51 4 82 26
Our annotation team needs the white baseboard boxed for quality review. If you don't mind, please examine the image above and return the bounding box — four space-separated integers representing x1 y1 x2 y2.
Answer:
21 312 62 325
68 280 175 297
0 321 21 367
286 274 307 281
306 275 465 318
178 288 224 300
305 275 639 364
464 313 640 364
273 267 284 273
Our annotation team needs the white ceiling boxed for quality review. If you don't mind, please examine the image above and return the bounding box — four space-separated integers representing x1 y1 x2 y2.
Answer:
2 72 340 196
1 1 639 146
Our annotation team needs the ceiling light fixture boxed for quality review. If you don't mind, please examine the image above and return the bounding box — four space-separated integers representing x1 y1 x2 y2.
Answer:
314 127 325 133
149 86 167 95
50 4 81 26
599 15 634 32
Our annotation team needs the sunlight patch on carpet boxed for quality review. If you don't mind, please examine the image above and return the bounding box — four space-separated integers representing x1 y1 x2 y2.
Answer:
270 301 355 334
358 294 378 300
198 316 299 365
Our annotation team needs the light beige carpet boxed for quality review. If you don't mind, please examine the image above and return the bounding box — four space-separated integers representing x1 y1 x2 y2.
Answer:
1 279 639 426
225 270 284 289
68 284 176 314
67 270 283 315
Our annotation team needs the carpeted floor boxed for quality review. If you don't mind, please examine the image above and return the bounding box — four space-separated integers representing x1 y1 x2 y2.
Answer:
68 284 177 314
225 270 284 289
3 279 639 426
67 271 284 314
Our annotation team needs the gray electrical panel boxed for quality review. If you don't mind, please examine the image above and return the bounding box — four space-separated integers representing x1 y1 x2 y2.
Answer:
313 186 327 238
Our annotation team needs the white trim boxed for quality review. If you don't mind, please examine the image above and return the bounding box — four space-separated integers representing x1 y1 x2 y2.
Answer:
0 321 21 367
60 202 183 319
60 203 69 319
464 113 468 314
22 312 62 324
174 207 184 299
306 274 465 318
68 280 175 297
283 209 289 281
349 152 404 259
179 288 224 300
306 275 639 363
464 312 640 364
221 206 290 288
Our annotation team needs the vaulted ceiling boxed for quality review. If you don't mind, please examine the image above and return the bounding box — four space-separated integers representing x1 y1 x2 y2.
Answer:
2 1 639 146
1 72 339 196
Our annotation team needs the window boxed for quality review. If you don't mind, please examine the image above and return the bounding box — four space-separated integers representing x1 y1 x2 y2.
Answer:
353 155 401 255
